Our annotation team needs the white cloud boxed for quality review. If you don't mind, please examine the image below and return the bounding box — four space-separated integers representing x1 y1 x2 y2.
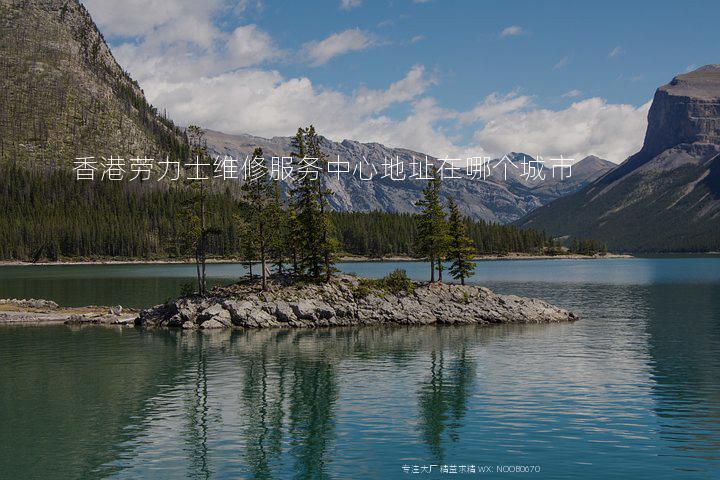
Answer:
84 0 649 163
608 46 623 58
473 98 651 162
340 0 362 10
500 25 523 37
82 0 223 37
561 89 582 98
303 29 376 66
143 66 440 147
457 91 533 123
226 25 283 68
410 35 425 44
553 56 569 70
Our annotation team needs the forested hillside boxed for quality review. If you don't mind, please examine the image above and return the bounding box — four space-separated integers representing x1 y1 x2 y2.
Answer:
0 0 187 165
0 163 558 261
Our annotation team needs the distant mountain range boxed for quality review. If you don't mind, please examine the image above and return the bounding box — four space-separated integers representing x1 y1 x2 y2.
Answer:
517 65 720 252
206 130 615 223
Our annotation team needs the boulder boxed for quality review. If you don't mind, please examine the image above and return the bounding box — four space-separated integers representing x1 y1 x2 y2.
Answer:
200 318 225 329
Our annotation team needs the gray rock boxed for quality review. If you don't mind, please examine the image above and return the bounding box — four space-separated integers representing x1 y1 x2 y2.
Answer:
198 303 232 326
274 301 297 323
134 275 578 330
200 318 225 329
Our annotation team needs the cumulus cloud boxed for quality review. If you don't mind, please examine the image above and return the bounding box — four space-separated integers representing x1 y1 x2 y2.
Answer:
303 29 376 66
82 0 223 37
500 25 523 37
226 25 283 67
473 98 651 162
84 0 650 163
457 91 533 123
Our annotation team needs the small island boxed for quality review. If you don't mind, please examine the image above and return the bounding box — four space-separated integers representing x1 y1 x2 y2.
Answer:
135 271 577 329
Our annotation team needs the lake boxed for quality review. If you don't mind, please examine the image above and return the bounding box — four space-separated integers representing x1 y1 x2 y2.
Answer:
1 258 719 479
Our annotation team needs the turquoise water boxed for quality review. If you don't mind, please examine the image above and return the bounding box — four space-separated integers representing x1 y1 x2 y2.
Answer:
1 258 719 479
1 257 719 308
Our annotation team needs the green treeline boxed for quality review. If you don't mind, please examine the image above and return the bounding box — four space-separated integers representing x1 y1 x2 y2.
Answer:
333 211 552 257
0 161 559 262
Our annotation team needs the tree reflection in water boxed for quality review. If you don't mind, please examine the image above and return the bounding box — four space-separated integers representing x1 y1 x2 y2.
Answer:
417 345 475 462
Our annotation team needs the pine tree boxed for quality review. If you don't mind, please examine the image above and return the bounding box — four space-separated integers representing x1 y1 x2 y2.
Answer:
291 127 321 278
290 125 337 281
416 167 450 282
240 147 280 290
447 196 476 285
268 184 288 275
184 125 219 295
305 125 338 282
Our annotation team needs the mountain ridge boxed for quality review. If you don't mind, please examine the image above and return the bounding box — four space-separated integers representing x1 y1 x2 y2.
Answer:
205 129 615 223
517 65 720 251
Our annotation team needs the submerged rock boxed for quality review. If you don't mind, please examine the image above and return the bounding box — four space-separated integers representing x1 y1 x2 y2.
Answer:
135 275 577 329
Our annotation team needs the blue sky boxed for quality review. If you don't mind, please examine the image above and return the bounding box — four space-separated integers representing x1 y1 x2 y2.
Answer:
83 0 718 162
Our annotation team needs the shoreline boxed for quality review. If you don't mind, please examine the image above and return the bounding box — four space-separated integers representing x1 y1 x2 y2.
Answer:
0 300 136 326
0 252 636 266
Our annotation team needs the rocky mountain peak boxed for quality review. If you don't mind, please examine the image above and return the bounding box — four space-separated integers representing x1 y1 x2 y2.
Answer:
517 65 720 251
640 65 720 159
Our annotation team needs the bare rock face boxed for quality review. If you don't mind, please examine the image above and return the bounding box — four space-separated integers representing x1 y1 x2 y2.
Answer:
641 65 720 160
135 275 578 330
518 65 720 252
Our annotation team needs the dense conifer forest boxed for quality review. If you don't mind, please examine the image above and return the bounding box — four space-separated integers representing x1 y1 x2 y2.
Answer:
0 162 564 262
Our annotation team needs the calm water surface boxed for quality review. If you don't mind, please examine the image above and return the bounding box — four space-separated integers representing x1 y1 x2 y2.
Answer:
1 258 719 479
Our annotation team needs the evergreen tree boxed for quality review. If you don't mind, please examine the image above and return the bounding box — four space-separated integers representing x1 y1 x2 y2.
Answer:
290 126 337 281
184 125 219 296
416 167 450 282
291 127 321 278
305 125 338 282
268 184 288 275
240 147 280 290
447 196 476 285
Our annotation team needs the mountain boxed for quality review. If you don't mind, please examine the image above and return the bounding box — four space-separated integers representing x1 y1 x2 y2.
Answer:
0 0 186 165
206 130 614 223
0 0 612 225
517 65 720 251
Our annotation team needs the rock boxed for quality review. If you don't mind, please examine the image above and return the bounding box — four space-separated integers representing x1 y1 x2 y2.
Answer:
290 300 318 320
0 298 59 310
274 301 297 323
200 318 225 329
197 303 232 326
109 305 123 316
134 275 578 330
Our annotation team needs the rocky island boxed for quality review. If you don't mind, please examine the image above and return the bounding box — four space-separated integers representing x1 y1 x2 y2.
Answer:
135 273 578 329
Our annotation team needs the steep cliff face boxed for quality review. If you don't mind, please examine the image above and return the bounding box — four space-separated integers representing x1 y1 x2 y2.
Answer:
518 65 720 251
206 130 614 223
0 0 186 165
